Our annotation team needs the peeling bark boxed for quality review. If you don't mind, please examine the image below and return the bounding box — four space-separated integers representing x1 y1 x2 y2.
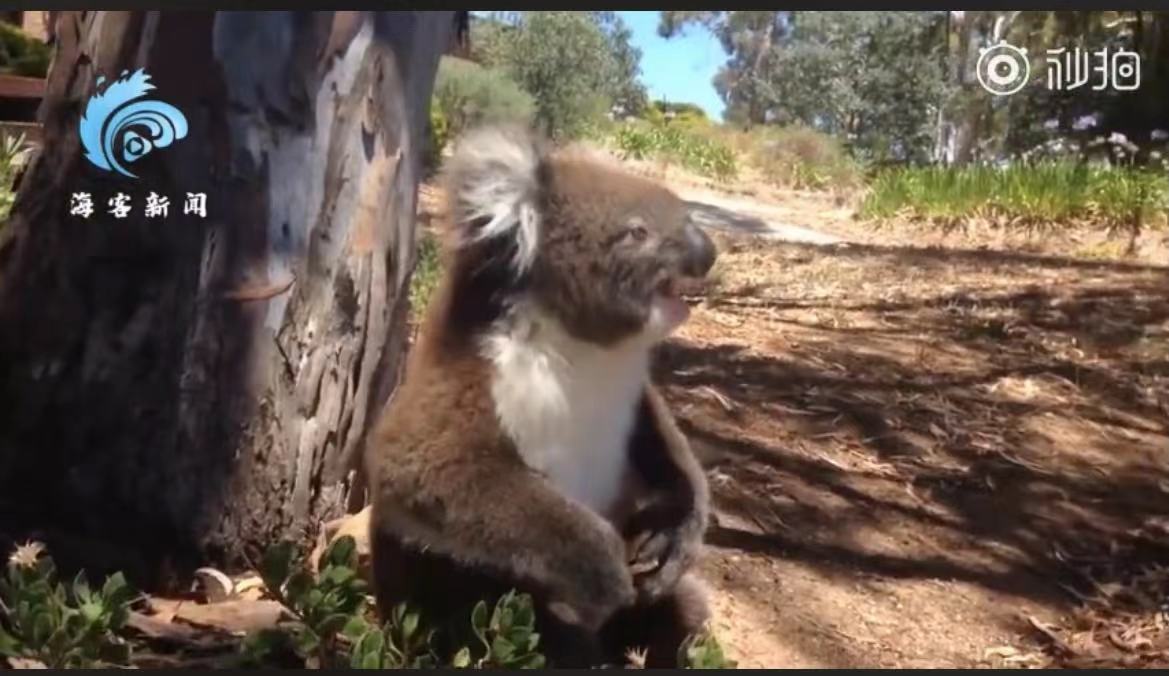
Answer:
0 11 453 586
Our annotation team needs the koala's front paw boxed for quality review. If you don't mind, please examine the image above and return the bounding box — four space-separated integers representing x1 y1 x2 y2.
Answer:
552 526 636 631
626 525 700 603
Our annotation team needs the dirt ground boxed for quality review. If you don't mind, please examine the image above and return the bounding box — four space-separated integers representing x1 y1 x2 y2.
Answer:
655 181 1169 668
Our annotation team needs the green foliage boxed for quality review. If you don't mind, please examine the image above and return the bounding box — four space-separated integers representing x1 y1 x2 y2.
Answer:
0 132 28 223
465 591 545 669
592 12 650 118
681 630 738 669
245 537 550 669
246 535 370 668
408 232 442 320
473 12 630 140
860 163 1169 230
658 12 951 161
612 121 738 182
431 57 535 152
245 536 735 669
0 543 135 669
0 22 51 78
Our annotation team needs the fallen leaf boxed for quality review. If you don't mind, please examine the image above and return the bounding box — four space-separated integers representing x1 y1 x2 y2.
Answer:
193 567 234 603
233 575 266 601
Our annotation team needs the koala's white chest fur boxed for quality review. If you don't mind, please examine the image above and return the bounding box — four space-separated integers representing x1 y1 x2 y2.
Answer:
482 314 650 518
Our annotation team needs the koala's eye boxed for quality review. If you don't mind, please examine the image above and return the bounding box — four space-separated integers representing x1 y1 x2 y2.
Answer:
625 219 649 242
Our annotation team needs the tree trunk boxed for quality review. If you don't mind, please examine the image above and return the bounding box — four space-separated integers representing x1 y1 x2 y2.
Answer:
0 10 454 588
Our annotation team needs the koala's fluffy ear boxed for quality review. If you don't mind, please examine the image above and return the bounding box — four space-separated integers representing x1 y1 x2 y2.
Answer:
443 124 547 274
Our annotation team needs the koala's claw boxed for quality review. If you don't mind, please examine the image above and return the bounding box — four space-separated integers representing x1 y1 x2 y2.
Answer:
627 525 700 604
627 530 672 575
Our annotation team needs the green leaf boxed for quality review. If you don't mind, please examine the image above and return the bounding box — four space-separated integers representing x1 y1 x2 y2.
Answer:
469 596 488 640
323 535 357 570
79 599 104 623
507 626 532 649
360 649 382 669
321 565 357 588
30 610 53 648
400 611 420 642
260 542 296 597
341 615 372 641
314 613 350 638
354 628 385 669
0 625 23 657
71 570 92 605
100 572 129 604
451 646 472 668
491 636 515 662
285 570 314 608
512 595 534 628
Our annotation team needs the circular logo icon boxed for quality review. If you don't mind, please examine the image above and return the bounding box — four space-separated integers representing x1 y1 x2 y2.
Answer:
976 41 1030 96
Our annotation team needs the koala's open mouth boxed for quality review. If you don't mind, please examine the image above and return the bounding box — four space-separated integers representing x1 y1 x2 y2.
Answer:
657 273 707 302
651 274 705 330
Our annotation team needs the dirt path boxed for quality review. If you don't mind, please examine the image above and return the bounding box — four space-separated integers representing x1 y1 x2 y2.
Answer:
667 185 1169 668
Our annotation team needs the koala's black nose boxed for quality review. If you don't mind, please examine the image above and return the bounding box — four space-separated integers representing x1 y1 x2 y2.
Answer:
681 221 717 277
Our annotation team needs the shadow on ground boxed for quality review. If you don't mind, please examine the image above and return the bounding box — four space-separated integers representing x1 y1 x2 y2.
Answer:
660 237 1169 642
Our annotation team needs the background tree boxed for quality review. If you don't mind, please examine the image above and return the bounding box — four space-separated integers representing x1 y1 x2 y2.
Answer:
662 11 947 163
592 12 649 118
0 10 455 586
660 12 786 127
664 10 1169 166
471 11 640 139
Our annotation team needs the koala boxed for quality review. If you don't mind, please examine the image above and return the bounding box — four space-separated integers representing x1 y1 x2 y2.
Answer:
364 124 717 667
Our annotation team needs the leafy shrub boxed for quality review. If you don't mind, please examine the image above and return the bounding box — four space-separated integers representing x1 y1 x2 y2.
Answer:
726 125 863 191
246 536 370 667
485 12 623 141
0 22 51 78
859 162 1169 231
246 535 735 669
0 542 135 668
431 56 534 154
612 121 738 182
244 536 547 669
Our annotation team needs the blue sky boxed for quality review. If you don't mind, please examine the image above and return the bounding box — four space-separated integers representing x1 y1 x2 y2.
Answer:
615 11 726 120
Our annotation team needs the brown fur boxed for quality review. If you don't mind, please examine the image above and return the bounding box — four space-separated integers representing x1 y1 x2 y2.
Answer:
365 125 715 667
